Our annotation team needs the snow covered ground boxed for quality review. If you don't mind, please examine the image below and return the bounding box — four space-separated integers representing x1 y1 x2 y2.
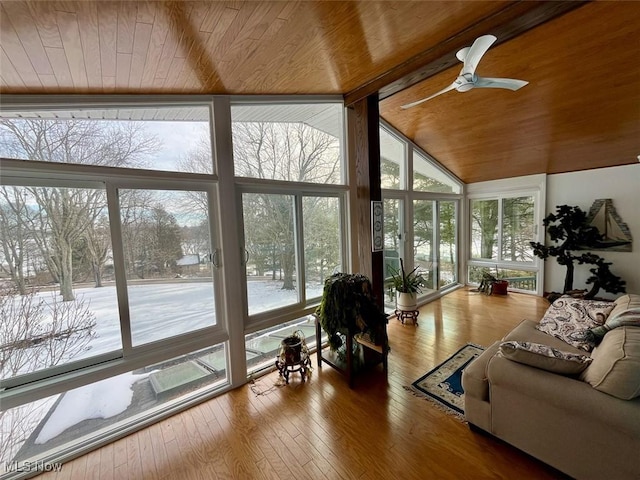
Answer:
1 279 323 463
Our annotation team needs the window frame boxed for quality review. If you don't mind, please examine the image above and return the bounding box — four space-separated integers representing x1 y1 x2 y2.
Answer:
379 120 464 307
466 174 546 295
0 98 229 410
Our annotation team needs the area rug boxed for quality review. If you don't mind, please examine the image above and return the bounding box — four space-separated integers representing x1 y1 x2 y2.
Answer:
405 344 484 419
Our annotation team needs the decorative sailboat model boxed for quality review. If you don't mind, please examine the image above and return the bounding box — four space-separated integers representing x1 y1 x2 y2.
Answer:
587 199 632 251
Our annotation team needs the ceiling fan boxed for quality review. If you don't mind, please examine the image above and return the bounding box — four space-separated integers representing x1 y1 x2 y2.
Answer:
401 34 528 109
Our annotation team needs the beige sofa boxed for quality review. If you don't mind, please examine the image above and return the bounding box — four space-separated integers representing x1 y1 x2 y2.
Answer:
462 294 640 480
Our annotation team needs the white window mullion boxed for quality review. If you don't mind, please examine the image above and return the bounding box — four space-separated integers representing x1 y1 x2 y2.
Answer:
496 197 504 263
106 183 133 355
295 194 306 305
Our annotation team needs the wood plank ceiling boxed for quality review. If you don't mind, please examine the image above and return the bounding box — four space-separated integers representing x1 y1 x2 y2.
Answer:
1 1 639 183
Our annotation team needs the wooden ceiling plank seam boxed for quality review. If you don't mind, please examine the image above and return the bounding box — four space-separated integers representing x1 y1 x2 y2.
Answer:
210 2 258 61
245 20 324 94
225 17 288 91
53 1 77 14
116 0 136 54
77 2 102 89
277 1 301 21
0 5 42 87
135 0 157 25
2 2 55 76
26 2 64 49
140 11 172 88
115 52 132 89
168 3 222 93
345 1 589 106
165 1 195 60
163 56 187 90
97 1 118 80
56 10 88 89
187 2 213 37
195 7 243 90
36 74 59 89
198 3 223 34
129 21 153 89
235 1 279 42
102 75 116 92
44 46 73 88
0 47 26 88
153 2 184 82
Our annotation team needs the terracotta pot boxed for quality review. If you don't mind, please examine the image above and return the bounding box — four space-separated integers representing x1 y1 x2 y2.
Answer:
492 280 509 295
396 292 417 311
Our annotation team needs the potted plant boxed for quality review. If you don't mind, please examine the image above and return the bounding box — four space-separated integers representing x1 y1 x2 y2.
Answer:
276 329 312 383
476 267 508 295
390 259 424 311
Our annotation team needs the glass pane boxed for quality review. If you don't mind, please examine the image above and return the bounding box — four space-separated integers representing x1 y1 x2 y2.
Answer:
1 344 227 468
246 316 321 375
243 193 298 315
380 128 405 189
303 196 341 300
468 266 537 292
413 200 435 291
0 106 213 174
439 201 457 287
470 199 499 260
231 103 343 184
413 150 460 193
0 185 120 382
502 196 535 262
119 189 216 346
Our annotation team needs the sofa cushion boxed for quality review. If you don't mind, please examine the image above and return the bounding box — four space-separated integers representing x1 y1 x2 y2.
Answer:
499 340 592 375
580 326 640 400
536 296 615 351
587 295 640 344
609 294 640 318
503 319 587 355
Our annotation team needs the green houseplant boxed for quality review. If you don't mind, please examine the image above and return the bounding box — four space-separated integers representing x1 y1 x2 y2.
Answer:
390 259 424 311
315 273 388 353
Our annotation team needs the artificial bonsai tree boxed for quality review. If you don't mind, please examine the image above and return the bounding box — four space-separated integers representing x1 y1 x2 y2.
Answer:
530 205 626 299
580 253 626 300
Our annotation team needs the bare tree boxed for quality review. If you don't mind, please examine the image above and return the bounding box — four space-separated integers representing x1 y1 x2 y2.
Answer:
0 286 96 461
0 188 30 294
0 119 159 300
233 122 340 290
0 287 97 379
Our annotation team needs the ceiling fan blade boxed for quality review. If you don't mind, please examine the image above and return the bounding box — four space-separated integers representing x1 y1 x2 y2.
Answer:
400 83 457 109
461 34 497 76
474 76 529 91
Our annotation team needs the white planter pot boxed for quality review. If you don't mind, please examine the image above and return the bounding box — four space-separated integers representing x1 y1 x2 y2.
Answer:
396 292 417 311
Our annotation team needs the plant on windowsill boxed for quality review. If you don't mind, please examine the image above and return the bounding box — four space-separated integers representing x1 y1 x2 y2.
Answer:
476 266 509 296
390 259 425 311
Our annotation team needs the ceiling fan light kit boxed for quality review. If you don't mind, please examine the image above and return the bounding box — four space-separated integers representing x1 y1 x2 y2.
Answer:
401 34 529 109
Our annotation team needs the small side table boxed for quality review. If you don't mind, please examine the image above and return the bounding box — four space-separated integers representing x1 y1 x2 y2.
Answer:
275 352 311 384
395 309 419 326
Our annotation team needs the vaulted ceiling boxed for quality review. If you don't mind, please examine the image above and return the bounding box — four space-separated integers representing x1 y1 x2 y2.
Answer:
1 1 639 183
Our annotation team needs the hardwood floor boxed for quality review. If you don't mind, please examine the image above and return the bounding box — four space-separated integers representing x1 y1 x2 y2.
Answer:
37 288 566 480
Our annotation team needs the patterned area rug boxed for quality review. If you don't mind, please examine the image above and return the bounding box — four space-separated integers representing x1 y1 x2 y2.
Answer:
406 344 484 418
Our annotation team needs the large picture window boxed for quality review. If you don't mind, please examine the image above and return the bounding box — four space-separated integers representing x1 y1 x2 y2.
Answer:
380 122 463 310
0 101 227 477
467 182 543 294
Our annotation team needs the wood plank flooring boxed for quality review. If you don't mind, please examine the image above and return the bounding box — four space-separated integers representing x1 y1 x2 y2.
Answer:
36 288 567 480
